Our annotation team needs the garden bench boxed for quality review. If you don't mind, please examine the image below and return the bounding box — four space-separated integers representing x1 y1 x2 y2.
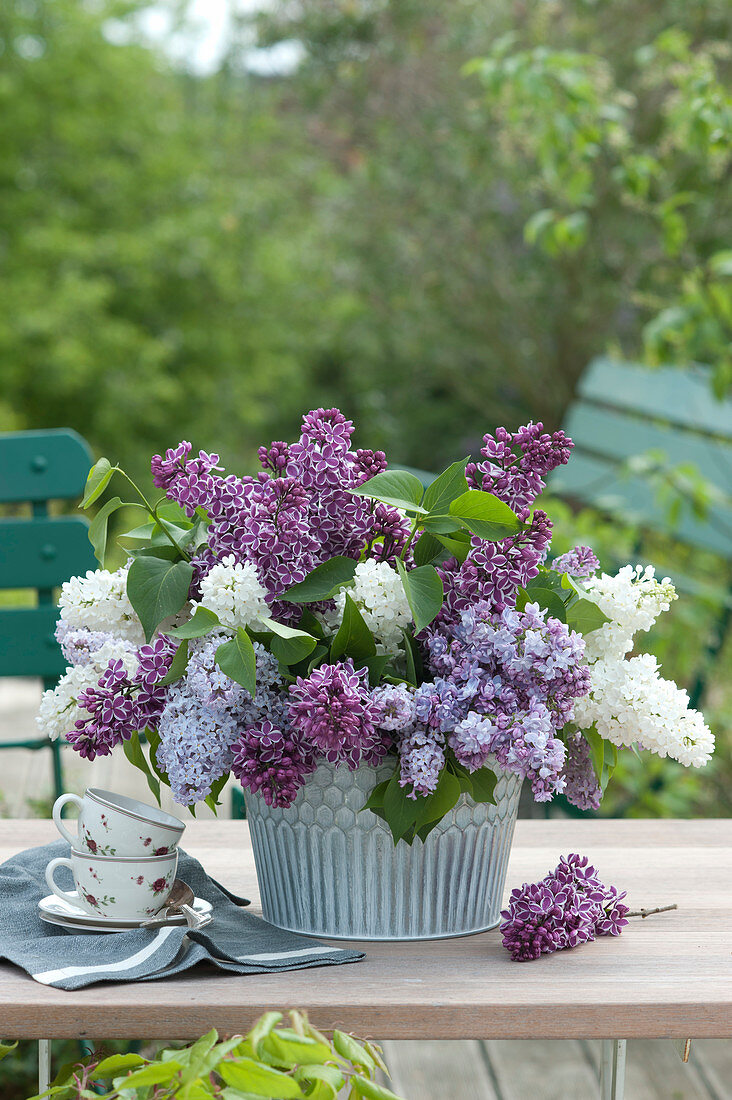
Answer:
548 357 732 706
0 817 728 1099
0 429 96 798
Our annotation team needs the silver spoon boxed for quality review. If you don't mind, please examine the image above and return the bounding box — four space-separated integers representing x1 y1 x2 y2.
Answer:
142 880 212 930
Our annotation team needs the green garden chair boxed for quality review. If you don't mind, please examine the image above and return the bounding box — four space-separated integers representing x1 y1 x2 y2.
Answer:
548 357 732 707
0 428 96 800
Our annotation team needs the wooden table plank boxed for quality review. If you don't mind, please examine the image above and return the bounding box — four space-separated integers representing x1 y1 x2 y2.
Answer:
0 819 730 1041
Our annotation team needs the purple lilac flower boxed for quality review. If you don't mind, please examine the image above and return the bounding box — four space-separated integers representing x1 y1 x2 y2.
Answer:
231 720 316 808
552 545 600 580
55 623 121 667
68 660 141 760
370 684 416 732
500 853 629 961
466 422 573 514
288 661 388 767
561 733 602 812
398 728 446 798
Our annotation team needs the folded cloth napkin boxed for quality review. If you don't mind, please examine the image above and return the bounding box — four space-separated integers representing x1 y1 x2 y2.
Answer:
0 840 364 990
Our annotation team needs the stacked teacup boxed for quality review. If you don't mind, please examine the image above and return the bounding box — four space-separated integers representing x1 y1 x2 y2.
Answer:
46 788 185 922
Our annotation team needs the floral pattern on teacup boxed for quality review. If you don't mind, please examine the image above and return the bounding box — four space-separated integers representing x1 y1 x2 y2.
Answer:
81 825 116 856
141 836 171 854
81 889 116 913
150 875 172 896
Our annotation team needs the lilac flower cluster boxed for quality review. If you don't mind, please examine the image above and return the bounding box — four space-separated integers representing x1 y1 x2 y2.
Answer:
561 732 602 811
68 636 177 760
231 720 316 808
156 637 288 805
288 661 390 768
150 410 412 620
500 853 629 961
438 423 572 626
552 545 600 580
417 601 590 800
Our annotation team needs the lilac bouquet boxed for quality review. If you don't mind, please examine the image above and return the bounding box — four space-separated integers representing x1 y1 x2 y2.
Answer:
38 410 714 843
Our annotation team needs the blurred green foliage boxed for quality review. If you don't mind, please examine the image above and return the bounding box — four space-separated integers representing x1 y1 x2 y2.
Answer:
0 0 729 814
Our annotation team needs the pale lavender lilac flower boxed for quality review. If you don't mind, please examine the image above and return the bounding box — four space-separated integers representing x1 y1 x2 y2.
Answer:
553 545 600 580
561 733 602 811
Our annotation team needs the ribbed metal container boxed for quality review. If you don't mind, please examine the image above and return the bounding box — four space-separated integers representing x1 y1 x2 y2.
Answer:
244 760 523 941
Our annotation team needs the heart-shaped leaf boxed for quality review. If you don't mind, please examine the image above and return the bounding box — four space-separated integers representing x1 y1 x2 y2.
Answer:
282 556 358 603
215 628 257 698
259 616 318 665
352 470 427 513
449 489 521 540
166 606 220 639
88 495 126 565
82 457 113 509
423 457 470 515
395 560 443 634
126 556 194 642
566 598 611 635
517 587 568 622
330 595 377 662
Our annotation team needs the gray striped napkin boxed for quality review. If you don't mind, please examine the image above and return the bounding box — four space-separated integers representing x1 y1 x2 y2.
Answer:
0 839 363 989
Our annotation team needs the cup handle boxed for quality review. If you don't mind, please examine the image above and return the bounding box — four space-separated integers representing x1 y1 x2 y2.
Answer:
52 793 83 846
45 857 78 908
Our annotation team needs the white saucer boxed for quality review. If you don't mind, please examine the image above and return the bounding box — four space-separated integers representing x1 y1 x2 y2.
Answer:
38 892 212 933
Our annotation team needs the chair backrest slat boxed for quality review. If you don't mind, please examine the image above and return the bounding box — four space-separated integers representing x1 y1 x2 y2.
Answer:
0 606 68 679
0 517 95 590
578 358 731 436
0 429 93 503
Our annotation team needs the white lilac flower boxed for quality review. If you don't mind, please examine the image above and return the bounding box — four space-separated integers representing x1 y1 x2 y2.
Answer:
328 560 412 652
194 555 269 630
581 564 677 663
574 653 714 767
58 565 145 644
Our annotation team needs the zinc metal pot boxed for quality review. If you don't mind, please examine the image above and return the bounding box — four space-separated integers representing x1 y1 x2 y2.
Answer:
244 759 522 941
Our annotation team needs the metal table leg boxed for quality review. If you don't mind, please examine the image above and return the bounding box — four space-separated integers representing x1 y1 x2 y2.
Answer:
38 1039 51 1094
600 1039 626 1100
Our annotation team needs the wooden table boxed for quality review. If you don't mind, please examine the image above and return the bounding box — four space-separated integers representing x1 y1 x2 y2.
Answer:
1 819 730 1098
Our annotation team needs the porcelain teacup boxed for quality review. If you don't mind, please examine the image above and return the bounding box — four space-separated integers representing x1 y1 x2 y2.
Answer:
45 848 179 920
52 788 185 857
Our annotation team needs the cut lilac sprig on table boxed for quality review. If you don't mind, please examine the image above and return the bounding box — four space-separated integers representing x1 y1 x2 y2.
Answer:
499 853 676 961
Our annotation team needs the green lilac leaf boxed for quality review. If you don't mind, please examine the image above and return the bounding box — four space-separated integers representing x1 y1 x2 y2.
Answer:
361 779 390 815
423 458 470 514
81 457 113 508
330 594 377 662
435 531 472 562
381 775 420 844
259 616 318 665
122 730 161 803
126 556 194 642
352 469 428 513
165 606 220 639
414 769 461 831
93 1053 147 1078
395 560 444 634
522 587 567 622
282 557 358 603
158 638 190 686
566 597 611 634
363 653 390 685
448 489 522 540
204 771 229 814
215 628 257 697
114 1061 183 1088
421 515 464 534
88 495 125 565
467 766 498 803
412 531 443 567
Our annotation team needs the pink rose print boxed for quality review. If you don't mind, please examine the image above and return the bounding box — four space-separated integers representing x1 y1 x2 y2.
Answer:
153 846 169 856
150 877 169 896
143 837 152 847
133 875 144 885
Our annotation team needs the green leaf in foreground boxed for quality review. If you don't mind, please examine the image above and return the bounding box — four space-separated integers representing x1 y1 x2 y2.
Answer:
219 1057 305 1097
330 595 377 662
88 495 125 565
126 556 194 641
448 489 521 540
122 730 161 803
422 457 470 515
258 616 318 665
0 1041 17 1064
395 560 443 634
282 556 358 603
381 774 420 844
165 605 220 639
81 457 113 508
351 1074 406 1100
93 1052 146 1078
584 727 618 790
566 597 611 635
215 627 257 697
352 469 428 513
517 586 567 622
158 638 190 686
